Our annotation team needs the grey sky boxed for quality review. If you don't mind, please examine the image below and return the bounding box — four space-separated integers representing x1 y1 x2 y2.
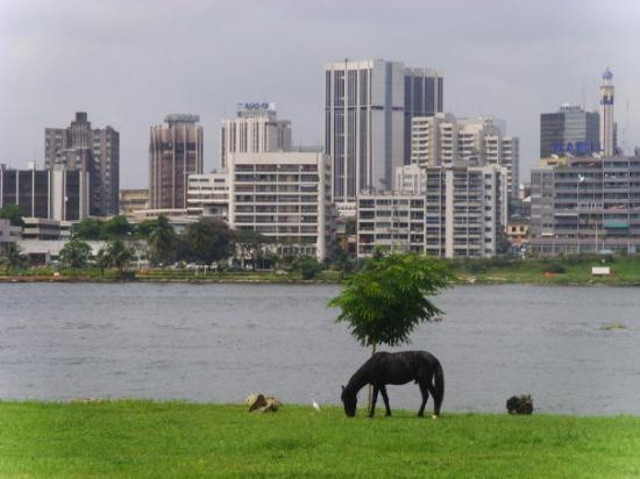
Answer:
1 0 638 188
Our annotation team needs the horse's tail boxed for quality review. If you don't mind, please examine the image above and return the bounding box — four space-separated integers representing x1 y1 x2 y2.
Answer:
433 359 445 416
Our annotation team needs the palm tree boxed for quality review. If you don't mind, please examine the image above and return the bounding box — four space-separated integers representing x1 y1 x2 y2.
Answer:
107 239 133 276
148 215 176 266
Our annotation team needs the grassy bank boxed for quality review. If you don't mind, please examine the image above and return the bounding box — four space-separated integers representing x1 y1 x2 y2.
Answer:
3 255 640 285
0 401 638 478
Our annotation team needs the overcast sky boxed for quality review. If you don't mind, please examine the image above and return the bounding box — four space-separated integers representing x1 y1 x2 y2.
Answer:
1 0 639 188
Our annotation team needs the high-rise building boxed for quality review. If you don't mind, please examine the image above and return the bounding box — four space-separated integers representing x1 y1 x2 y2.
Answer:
324 59 443 208
599 68 615 157
44 112 119 216
227 151 333 261
220 102 292 171
149 114 204 210
540 104 600 158
410 113 519 196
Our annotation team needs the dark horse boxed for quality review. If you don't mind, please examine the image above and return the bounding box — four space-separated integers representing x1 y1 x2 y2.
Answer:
341 350 444 418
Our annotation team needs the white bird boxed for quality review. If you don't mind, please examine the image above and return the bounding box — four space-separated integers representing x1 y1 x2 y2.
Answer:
311 398 321 413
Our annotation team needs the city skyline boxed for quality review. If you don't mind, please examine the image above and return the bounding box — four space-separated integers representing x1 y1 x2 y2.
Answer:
1 0 639 189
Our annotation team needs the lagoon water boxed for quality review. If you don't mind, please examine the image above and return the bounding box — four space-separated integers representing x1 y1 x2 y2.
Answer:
1 283 639 415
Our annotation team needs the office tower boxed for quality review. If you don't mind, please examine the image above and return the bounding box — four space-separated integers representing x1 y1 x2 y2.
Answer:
599 68 615 156
0 163 89 221
149 114 204 210
324 59 443 208
220 102 292 171
44 112 119 216
529 155 640 255
227 151 332 261
540 104 600 158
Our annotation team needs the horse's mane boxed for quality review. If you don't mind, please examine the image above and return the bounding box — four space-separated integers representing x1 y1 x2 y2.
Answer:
344 357 374 394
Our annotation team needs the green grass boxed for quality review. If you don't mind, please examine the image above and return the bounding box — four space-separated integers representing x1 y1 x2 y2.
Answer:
1 401 639 478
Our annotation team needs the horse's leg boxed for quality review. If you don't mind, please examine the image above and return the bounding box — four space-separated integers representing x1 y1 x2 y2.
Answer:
369 385 379 418
417 380 430 417
379 385 392 417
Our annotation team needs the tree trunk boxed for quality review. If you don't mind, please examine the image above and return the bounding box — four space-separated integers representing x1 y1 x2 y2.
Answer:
367 342 377 413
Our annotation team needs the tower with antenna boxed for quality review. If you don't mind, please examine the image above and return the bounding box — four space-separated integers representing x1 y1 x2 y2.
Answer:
599 68 615 156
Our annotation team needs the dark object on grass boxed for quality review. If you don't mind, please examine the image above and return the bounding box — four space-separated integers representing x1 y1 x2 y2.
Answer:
506 395 533 414
341 350 444 418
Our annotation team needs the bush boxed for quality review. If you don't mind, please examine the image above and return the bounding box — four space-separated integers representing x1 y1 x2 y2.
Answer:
545 263 566 274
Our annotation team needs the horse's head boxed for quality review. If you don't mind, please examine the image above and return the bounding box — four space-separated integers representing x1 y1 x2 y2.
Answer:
341 385 357 417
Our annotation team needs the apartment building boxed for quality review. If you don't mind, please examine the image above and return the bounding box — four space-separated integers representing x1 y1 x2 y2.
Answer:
186 173 229 221
227 152 332 261
410 113 519 197
423 164 507 258
356 192 426 257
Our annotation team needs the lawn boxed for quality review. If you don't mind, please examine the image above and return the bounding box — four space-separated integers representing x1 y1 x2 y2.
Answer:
0 401 638 478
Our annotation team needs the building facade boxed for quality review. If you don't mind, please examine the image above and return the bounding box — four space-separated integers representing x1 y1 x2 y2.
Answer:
529 155 640 255
220 102 292 171
186 173 229 221
423 164 507 258
411 114 519 197
540 104 600 159
119 189 149 215
324 59 443 209
227 152 332 261
149 114 204 210
0 164 89 221
45 112 119 216
356 192 426 257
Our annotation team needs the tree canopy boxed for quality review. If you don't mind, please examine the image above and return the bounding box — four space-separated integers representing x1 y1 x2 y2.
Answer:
0 205 25 227
328 253 452 350
59 239 92 269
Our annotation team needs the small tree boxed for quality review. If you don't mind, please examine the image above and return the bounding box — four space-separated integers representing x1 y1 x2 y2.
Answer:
95 247 111 276
59 239 92 270
0 205 25 227
106 239 134 276
1 242 28 272
328 252 452 410
147 215 177 266
329 253 452 354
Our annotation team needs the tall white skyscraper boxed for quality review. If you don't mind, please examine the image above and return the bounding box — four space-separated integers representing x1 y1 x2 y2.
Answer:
220 102 292 171
324 59 443 208
599 68 615 157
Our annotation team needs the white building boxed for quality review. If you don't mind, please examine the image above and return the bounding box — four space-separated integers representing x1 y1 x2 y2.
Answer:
410 113 519 197
356 192 426 257
187 173 229 221
325 59 443 211
228 152 333 261
599 68 615 157
424 164 508 258
220 102 292 171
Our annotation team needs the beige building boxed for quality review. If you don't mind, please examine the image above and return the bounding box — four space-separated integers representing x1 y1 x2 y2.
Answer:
187 173 229 221
228 151 333 261
149 114 204 210
119 189 150 215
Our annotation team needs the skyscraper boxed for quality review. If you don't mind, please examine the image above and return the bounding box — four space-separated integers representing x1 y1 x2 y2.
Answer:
540 104 600 158
324 59 443 208
599 68 615 157
220 102 292 171
44 112 120 216
149 114 204 210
